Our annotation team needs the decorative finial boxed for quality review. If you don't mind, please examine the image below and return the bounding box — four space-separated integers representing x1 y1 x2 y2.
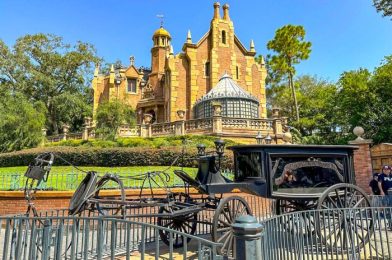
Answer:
94 64 100 77
129 56 135 66
156 14 164 28
110 64 114 73
187 30 192 43
223 4 230 21
170 45 174 54
259 55 265 65
213 2 221 19
250 40 255 52
353 126 365 141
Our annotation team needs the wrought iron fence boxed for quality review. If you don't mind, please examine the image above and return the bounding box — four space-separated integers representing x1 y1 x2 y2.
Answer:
0 215 223 260
0 170 234 191
260 206 392 260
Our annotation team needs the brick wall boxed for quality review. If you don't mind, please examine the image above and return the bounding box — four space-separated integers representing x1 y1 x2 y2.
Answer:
351 141 373 193
0 189 273 218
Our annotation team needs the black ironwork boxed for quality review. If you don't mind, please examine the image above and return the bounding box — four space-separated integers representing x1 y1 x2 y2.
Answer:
22 141 373 258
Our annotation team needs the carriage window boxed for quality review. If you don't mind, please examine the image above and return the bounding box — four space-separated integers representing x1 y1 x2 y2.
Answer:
271 155 345 193
235 152 264 181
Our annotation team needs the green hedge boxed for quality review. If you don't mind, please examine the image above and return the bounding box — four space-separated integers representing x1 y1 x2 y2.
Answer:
0 146 234 169
47 135 239 149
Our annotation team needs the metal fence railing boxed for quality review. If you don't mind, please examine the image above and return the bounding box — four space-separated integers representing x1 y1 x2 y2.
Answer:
260 207 392 260
0 215 223 260
0 169 234 191
2 194 392 259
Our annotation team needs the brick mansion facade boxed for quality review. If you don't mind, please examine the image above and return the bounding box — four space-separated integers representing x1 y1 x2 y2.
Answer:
91 2 288 143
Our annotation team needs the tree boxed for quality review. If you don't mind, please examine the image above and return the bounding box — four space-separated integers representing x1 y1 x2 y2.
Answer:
95 100 136 140
0 34 100 134
0 92 46 152
334 56 392 144
268 75 345 144
266 25 312 122
373 0 392 18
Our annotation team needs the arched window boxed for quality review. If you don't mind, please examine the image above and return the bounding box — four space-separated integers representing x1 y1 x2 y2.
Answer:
222 30 226 44
205 61 210 77
236 66 239 79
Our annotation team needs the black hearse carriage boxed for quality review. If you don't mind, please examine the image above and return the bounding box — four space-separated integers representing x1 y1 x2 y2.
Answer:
24 143 372 258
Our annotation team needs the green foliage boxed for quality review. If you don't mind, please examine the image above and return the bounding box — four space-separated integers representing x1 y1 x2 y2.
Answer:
0 34 99 134
95 100 136 140
266 25 312 122
0 93 46 152
335 56 392 143
373 0 392 18
269 75 354 145
0 146 234 169
48 135 239 149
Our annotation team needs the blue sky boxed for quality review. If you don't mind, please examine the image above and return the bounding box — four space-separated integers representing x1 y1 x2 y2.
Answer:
0 0 391 82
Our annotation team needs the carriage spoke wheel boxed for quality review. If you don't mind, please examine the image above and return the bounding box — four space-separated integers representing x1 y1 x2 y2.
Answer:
157 193 198 248
316 183 373 254
94 174 126 216
275 199 318 236
212 196 252 258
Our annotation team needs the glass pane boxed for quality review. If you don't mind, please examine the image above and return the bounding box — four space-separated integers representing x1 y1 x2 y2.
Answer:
271 155 345 193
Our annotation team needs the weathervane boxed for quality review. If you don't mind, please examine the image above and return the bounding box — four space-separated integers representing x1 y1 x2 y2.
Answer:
156 14 164 28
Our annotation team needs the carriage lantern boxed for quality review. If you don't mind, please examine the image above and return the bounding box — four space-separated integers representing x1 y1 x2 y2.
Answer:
264 133 272 144
197 144 206 156
214 138 225 156
214 139 225 170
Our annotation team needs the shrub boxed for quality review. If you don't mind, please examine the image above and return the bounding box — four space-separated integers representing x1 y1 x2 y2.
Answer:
0 146 234 169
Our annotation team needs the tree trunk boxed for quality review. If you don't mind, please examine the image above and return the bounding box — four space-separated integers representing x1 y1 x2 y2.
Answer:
48 102 58 135
289 72 300 122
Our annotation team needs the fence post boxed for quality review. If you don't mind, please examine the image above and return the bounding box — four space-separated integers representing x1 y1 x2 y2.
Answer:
232 215 263 260
41 219 52 260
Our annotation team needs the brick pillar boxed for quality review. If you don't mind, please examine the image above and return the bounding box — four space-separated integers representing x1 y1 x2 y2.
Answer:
349 127 373 193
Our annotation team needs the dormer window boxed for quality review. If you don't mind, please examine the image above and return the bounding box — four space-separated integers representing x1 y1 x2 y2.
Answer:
127 78 137 93
222 30 226 44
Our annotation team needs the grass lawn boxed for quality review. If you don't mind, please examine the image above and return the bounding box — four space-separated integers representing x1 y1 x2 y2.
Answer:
0 166 199 191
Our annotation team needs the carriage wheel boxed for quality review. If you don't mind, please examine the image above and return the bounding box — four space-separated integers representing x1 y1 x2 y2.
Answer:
212 196 252 258
94 174 126 216
157 193 198 248
316 183 373 253
275 199 318 236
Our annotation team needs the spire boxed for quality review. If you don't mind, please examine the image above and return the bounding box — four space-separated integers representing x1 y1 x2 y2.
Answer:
94 64 100 77
109 64 115 84
250 40 255 52
223 4 230 21
187 30 192 43
213 2 221 19
259 55 265 65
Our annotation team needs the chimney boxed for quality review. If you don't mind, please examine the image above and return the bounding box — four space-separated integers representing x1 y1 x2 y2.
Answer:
223 4 230 21
213 2 221 19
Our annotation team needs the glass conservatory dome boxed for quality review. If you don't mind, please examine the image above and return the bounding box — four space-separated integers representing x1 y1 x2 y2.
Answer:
193 73 259 119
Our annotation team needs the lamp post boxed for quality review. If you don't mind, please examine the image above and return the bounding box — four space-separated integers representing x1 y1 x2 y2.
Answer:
255 131 263 145
214 138 225 171
197 144 206 157
264 133 272 144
